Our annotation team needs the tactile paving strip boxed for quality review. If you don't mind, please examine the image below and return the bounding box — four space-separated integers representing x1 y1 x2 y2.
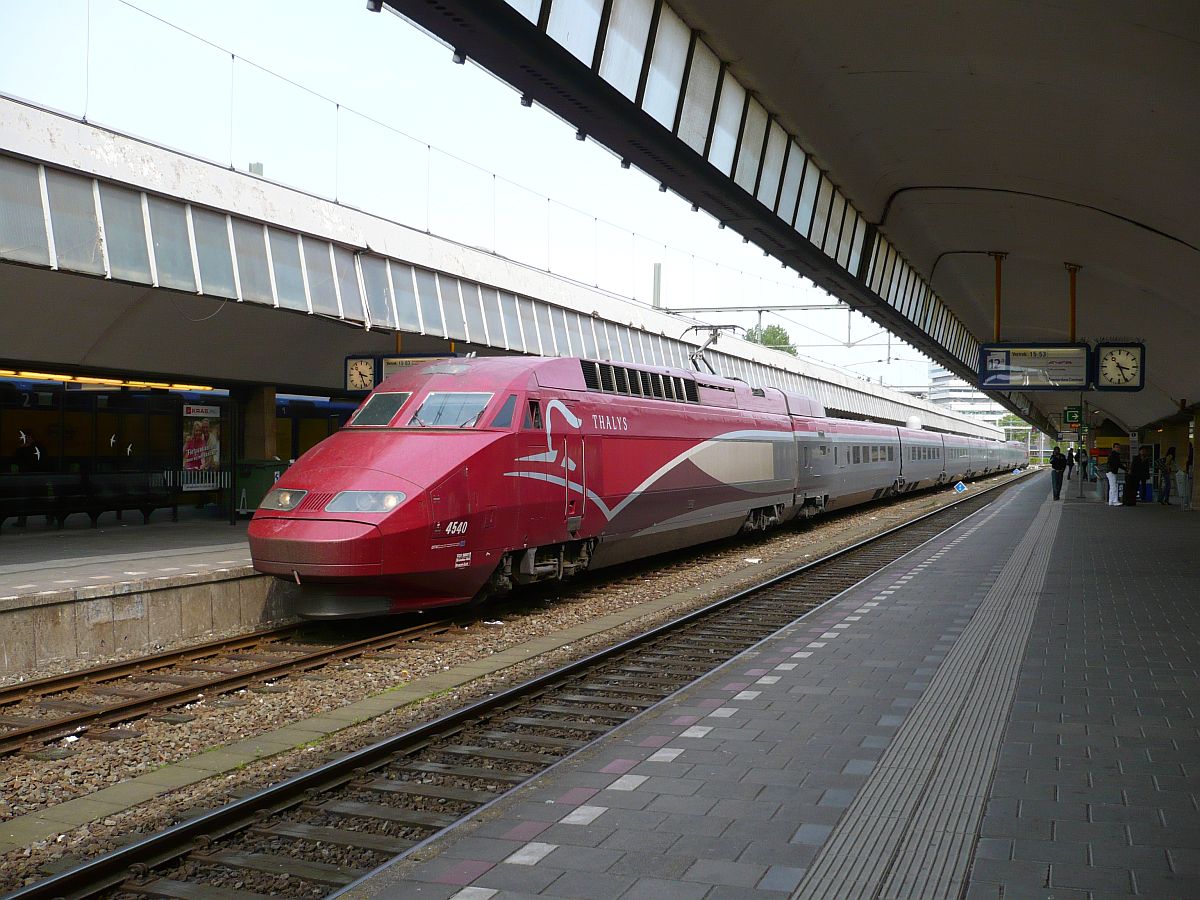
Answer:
795 497 1060 899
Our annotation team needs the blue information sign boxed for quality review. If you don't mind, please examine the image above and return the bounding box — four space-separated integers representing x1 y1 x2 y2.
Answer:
978 343 1090 391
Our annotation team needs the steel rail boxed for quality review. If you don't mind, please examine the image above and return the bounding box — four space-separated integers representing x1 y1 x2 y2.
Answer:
0 625 304 705
0 620 455 756
2 473 1030 900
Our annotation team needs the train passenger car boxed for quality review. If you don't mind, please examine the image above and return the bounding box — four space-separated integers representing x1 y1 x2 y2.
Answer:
897 426 946 491
967 437 993 477
943 433 973 484
812 419 901 511
1001 440 1026 471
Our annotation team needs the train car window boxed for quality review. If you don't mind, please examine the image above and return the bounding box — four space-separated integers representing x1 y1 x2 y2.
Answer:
852 446 860 464
524 400 543 430
350 392 412 427
490 395 518 428
410 392 493 428
888 447 894 461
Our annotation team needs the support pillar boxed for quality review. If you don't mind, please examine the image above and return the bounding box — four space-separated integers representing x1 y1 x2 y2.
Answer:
1192 413 1200 510
243 386 277 460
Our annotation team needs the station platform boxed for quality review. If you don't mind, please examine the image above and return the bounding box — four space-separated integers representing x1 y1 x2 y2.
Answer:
340 475 1199 899
0 509 250 599
0 511 281 676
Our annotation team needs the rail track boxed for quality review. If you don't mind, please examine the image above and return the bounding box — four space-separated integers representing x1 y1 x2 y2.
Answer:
0 621 464 757
4 474 1026 900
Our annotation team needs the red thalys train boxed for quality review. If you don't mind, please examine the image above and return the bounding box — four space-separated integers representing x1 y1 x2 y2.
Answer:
249 356 1025 618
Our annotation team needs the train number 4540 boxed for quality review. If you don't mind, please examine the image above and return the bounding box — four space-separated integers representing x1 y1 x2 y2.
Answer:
444 520 469 535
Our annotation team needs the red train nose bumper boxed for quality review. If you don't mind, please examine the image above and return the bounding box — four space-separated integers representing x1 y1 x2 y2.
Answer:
249 517 382 578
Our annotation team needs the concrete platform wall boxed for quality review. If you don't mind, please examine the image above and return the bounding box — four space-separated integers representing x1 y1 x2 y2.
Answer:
0 570 295 674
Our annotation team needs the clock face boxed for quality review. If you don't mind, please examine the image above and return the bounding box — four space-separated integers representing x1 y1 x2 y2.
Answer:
1099 343 1142 388
346 358 375 391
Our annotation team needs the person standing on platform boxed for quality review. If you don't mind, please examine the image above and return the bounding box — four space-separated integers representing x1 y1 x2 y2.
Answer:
1050 446 1067 500
1179 444 1192 510
1066 448 1075 481
1159 446 1176 505
1106 445 1124 506
1124 446 1150 506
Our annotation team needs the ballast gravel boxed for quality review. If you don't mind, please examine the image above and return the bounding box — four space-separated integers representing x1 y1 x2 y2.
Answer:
0 474 1023 890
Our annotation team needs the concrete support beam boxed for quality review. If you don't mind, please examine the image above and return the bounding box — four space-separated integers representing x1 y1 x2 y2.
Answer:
243 386 277 460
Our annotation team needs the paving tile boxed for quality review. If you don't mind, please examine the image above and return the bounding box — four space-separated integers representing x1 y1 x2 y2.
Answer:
757 864 806 893
1011 838 1088 865
472 863 562 893
1049 862 1133 893
680 857 766 888
542 870 635 900
536 824 616 848
790 823 833 845
618 878 708 900
606 850 696 880
409 857 497 886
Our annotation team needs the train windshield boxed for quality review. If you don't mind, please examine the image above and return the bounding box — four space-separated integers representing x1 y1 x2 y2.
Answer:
408 392 494 428
349 392 412 427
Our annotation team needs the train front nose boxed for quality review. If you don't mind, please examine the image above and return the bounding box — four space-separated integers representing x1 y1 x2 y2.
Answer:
249 517 385 577
248 469 422 579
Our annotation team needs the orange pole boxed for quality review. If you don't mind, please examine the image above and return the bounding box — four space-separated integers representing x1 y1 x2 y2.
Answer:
1065 263 1080 342
990 252 1007 342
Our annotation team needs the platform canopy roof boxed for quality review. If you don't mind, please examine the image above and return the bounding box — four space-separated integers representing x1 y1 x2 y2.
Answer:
386 0 1199 437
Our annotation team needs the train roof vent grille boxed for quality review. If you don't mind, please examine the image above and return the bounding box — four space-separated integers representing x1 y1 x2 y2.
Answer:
598 362 616 392
579 360 698 405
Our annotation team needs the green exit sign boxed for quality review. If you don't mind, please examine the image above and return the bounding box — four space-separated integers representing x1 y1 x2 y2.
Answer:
1063 406 1082 424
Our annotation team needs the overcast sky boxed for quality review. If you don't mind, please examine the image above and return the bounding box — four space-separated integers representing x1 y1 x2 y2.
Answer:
0 0 935 387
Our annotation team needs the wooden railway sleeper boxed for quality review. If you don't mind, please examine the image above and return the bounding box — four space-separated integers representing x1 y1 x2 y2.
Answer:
189 848 364 886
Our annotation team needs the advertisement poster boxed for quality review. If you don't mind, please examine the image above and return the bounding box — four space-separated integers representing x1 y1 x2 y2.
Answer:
182 404 220 491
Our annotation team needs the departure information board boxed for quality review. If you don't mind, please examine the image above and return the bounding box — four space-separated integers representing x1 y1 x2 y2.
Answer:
978 344 1090 391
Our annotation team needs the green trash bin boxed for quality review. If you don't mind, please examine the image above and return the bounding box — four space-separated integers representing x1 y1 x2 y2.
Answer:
237 459 288 514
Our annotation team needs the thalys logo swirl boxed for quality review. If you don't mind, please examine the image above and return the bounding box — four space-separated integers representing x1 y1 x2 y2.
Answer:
503 401 777 523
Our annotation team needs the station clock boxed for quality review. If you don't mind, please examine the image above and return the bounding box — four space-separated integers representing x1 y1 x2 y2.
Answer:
344 356 377 392
1093 343 1145 391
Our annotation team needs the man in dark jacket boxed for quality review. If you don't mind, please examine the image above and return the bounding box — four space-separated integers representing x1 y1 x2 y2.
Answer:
1050 447 1067 500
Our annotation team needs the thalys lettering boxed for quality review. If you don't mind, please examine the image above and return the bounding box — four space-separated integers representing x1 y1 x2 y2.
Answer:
591 414 629 431
248 356 1025 619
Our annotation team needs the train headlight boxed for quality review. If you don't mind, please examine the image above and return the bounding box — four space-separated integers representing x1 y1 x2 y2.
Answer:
260 488 307 511
325 490 406 513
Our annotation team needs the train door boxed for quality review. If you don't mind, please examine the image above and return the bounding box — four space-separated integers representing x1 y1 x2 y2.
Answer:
556 399 588 539
517 397 549 542
798 432 817 499
517 395 591 543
